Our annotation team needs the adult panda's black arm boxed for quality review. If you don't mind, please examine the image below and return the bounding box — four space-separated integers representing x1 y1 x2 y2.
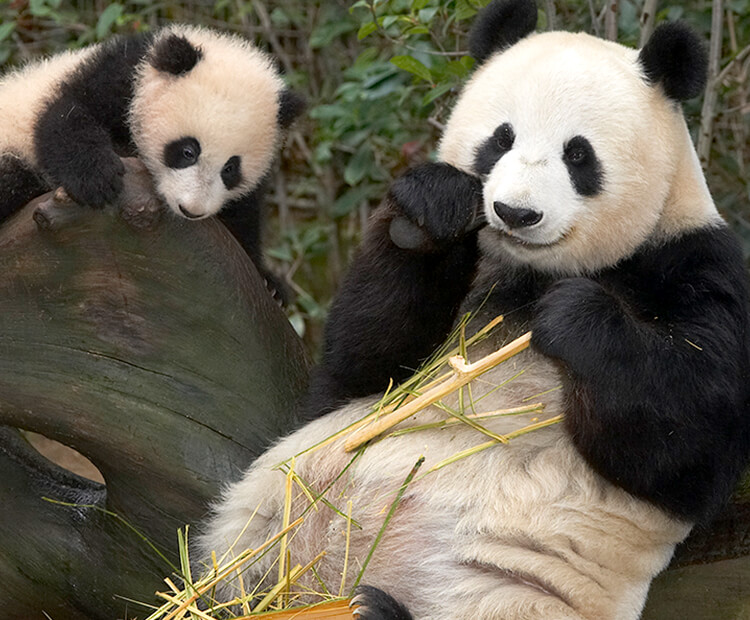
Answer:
33 34 152 208
302 163 483 419
532 225 750 522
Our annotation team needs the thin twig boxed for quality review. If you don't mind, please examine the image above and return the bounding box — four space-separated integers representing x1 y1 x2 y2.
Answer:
698 0 724 167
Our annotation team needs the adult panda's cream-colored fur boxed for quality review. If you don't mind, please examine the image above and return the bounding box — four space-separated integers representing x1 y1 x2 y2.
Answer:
129 25 286 220
201 4 748 619
204 337 690 619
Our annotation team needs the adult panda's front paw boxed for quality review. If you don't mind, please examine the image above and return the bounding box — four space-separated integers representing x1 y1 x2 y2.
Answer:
350 586 413 620
387 162 483 252
60 152 125 208
531 277 625 375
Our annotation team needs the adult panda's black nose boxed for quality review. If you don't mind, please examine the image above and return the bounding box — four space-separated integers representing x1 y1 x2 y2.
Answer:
493 202 543 228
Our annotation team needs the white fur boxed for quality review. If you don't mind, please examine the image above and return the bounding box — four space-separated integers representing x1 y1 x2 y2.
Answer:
130 25 285 219
0 47 96 164
202 337 690 619
0 26 284 219
201 28 716 620
439 31 721 276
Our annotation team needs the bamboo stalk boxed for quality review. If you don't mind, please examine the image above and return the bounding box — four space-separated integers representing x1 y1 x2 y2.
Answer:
343 332 532 452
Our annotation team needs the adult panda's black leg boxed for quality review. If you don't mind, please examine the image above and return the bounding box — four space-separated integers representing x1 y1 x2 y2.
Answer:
350 586 414 620
0 155 49 223
302 162 483 419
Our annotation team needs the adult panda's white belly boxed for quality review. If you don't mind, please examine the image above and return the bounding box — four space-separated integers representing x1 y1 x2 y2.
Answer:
203 345 692 620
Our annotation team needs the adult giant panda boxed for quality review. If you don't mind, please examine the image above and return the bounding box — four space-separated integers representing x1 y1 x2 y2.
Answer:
0 25 304 294
201 1 750 618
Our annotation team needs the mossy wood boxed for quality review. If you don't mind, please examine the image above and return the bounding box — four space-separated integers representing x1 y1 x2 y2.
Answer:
0 163 748 619
0 163 309 619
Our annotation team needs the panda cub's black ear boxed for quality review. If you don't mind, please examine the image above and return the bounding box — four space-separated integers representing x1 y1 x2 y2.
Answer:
149 33 203 76
278 89 306 129
469 0 538 65
639 22 708 101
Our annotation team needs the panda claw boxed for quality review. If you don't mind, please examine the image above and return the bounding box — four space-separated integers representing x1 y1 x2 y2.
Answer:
349 586 413 620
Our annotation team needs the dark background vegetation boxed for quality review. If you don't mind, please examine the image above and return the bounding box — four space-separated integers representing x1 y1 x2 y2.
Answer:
1 0 748 351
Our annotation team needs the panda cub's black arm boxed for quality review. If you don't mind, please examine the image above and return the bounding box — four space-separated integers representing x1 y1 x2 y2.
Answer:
34 35 152 207
532 226 750 522
303 163 483 419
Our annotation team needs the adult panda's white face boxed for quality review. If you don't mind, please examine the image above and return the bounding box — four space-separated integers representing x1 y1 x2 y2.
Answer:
439 30 720 275
129 26 299 220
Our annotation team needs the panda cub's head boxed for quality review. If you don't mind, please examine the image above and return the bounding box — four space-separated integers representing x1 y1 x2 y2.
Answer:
439 0 721 275
129 25 303 220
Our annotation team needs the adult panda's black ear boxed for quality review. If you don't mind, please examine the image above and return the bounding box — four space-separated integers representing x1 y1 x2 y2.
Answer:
638 22 708 101
469 0 538 65
149 34 202 76
278 89 306 129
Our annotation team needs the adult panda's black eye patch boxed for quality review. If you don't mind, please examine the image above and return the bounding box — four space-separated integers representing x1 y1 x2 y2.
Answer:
221 155 242 190
164 137 201 169
563 135 603 196
474 122 515 176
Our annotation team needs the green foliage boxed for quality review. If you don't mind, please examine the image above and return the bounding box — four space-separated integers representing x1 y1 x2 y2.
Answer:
0 0 748 346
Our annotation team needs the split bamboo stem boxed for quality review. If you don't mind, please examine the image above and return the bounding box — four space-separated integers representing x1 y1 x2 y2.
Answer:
343 332 532 452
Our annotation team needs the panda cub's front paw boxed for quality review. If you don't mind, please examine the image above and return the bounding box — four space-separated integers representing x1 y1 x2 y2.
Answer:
387 162 483 252
61 152 125 208
532 277 623 373
350 586 413 620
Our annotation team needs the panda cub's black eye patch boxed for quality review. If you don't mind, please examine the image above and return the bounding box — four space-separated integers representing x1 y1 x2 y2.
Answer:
474 122 515 176
164 137 201 169
563 135 603 196
221 156 242 190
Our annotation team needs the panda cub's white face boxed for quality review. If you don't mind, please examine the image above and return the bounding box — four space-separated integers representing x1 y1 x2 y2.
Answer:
129 26 285 220
439 31 704 275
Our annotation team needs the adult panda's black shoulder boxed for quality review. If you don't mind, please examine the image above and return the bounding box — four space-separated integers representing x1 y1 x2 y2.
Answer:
200 1 750 618
0 25 304 299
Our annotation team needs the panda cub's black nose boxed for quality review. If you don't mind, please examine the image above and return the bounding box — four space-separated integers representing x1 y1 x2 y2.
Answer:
493 202 543 228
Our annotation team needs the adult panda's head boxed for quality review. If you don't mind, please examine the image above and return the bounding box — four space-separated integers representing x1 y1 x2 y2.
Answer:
439 0 721 275
129 25 304 220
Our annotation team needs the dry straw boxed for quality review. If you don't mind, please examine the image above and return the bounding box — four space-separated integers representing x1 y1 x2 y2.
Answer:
138 314 561 619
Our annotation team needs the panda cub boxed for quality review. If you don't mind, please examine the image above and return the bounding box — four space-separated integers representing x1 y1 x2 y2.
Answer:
202 1 750 618
0 25 304 296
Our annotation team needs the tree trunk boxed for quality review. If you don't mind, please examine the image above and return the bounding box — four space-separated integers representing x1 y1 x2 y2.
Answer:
0 161 310 619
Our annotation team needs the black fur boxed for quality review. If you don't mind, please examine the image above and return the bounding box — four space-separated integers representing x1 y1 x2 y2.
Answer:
218 182 289 305
473 122 515 176
163 136 201 169
319 170 750 522
0 155 49 221
639 21 708 101
468 0 538 65
531 227 750 522
302 162 482 418
149 33 202 75
350 586 414 620
563 135 603 196
2 30 297 302
34 34 151 207
220 155 242 190
278 88 306 129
